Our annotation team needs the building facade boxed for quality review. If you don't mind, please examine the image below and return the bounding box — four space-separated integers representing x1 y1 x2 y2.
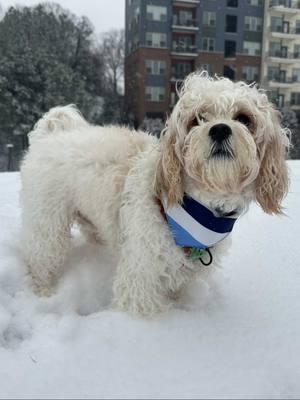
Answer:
125 0 265 126
261 0 300 115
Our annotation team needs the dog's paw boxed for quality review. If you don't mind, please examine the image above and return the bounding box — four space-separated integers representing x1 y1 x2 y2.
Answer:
26 274 55 297
113 287 170 317
31 283 54 298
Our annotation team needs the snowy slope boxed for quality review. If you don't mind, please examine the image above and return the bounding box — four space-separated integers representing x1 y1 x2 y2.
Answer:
0 163 299 399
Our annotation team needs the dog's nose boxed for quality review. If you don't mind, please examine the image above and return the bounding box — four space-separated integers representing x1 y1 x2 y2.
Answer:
209 124 232 143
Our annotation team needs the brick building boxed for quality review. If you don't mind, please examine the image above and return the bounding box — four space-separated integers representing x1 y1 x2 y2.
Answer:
125 0 264 126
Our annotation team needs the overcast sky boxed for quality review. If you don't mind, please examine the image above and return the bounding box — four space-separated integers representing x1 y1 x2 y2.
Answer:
0 0 125 33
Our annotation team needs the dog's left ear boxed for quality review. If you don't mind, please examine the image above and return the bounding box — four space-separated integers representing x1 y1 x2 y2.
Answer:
154 120 184 206
255 109 290 215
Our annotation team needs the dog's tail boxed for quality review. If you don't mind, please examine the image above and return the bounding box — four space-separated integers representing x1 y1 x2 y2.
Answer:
28 105 89 143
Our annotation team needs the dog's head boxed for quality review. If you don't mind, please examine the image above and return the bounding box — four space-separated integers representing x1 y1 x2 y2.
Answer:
155 72 290 214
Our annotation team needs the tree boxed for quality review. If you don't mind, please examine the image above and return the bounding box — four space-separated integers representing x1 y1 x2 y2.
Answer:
101 29 124 96
0 3 106 169
96 29 125 125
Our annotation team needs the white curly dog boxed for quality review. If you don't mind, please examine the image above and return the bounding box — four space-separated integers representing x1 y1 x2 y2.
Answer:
21 72 289 316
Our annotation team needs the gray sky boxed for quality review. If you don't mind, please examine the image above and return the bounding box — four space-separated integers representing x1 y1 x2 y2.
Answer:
0 0 125 33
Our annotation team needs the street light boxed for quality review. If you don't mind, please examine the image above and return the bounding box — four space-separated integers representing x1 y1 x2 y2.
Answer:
6 144 14 171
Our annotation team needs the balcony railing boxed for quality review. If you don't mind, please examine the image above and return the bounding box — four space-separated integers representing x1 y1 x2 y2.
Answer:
271 26 300 34
270 0 300 9
268 50 300 59
172 16 198 27
285 99 300 106
172 44 197 53
173 0 200 4
171 71 192 80
268 76 300 84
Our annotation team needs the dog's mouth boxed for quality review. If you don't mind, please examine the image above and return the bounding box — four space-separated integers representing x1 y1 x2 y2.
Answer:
209 141 235 160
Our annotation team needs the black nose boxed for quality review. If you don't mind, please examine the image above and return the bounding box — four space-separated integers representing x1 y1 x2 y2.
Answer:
209 124 232 143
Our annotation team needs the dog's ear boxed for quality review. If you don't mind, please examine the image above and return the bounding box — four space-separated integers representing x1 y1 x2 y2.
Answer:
155 122 184 206
255 109 289 215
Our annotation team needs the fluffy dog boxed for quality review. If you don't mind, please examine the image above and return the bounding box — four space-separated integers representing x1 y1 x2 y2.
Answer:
20 72 289 316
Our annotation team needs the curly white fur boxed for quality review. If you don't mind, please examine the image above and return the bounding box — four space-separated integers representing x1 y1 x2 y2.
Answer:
20 72 290 316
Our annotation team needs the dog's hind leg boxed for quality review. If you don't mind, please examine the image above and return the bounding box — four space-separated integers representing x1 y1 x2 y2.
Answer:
22 194 72 296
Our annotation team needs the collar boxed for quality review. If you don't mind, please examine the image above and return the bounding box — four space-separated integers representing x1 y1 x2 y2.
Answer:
160 193 239 251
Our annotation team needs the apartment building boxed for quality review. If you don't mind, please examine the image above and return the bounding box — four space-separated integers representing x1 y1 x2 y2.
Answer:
125 0 265 126
261 0 300 114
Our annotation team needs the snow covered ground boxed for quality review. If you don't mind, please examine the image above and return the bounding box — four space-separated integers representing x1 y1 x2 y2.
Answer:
0 163 299 399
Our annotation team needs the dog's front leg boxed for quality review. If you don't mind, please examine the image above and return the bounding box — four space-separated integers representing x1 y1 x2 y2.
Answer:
113 240 171 317
112 196 195 316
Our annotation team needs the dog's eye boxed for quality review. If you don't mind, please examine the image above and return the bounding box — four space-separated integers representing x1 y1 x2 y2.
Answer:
234 113 251 127
188 115 206 131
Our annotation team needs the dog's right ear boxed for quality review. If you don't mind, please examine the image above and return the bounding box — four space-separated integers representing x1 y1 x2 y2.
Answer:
154 122 184 206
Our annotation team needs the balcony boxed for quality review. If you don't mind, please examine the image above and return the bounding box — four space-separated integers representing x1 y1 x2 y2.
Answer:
267 76 300 88
171 70 193 81
270 26 300 39
269 0 300 13
268 50 300 62
171 43 197 57
172 15 199 32
173 0 200 7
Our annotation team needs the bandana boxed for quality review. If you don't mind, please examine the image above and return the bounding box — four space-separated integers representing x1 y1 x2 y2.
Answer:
162 194 238 249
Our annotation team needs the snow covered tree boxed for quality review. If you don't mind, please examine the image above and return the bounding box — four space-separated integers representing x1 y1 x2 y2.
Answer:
0 3 106 169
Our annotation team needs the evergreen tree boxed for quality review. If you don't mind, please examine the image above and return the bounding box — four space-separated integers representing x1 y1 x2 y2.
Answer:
0 3 105 168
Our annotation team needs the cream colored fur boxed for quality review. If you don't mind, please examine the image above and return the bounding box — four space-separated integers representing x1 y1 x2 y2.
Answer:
20 72 290 316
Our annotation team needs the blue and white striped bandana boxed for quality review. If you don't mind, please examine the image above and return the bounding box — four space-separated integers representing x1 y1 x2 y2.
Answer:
163 194 238 249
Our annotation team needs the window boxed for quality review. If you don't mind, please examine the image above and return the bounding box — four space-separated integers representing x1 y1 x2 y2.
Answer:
277 94 285 108
292 68 300 82
247 0 262 5
146 86 165 102
226 15 237 33
227 0 238 6
243 41 261 55
270 42 281 57
268 66 280 80
242 66 259 82
173 36 196 52
146 32 167 48
171 92 178 107
173 10 194 26
245 16 262 31
296 20 300 34
203 11 216 27
200 64 214 75
172 62 193 79
146 5 167 21
291 92 300 105
145 60 166 75
202 37 215 51
294 44 300 58
225 40 236 57
271 17 283 32
130 34 140 52
223 65 235 80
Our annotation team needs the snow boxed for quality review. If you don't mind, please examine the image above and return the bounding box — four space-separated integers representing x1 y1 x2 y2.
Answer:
0 163 300 399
